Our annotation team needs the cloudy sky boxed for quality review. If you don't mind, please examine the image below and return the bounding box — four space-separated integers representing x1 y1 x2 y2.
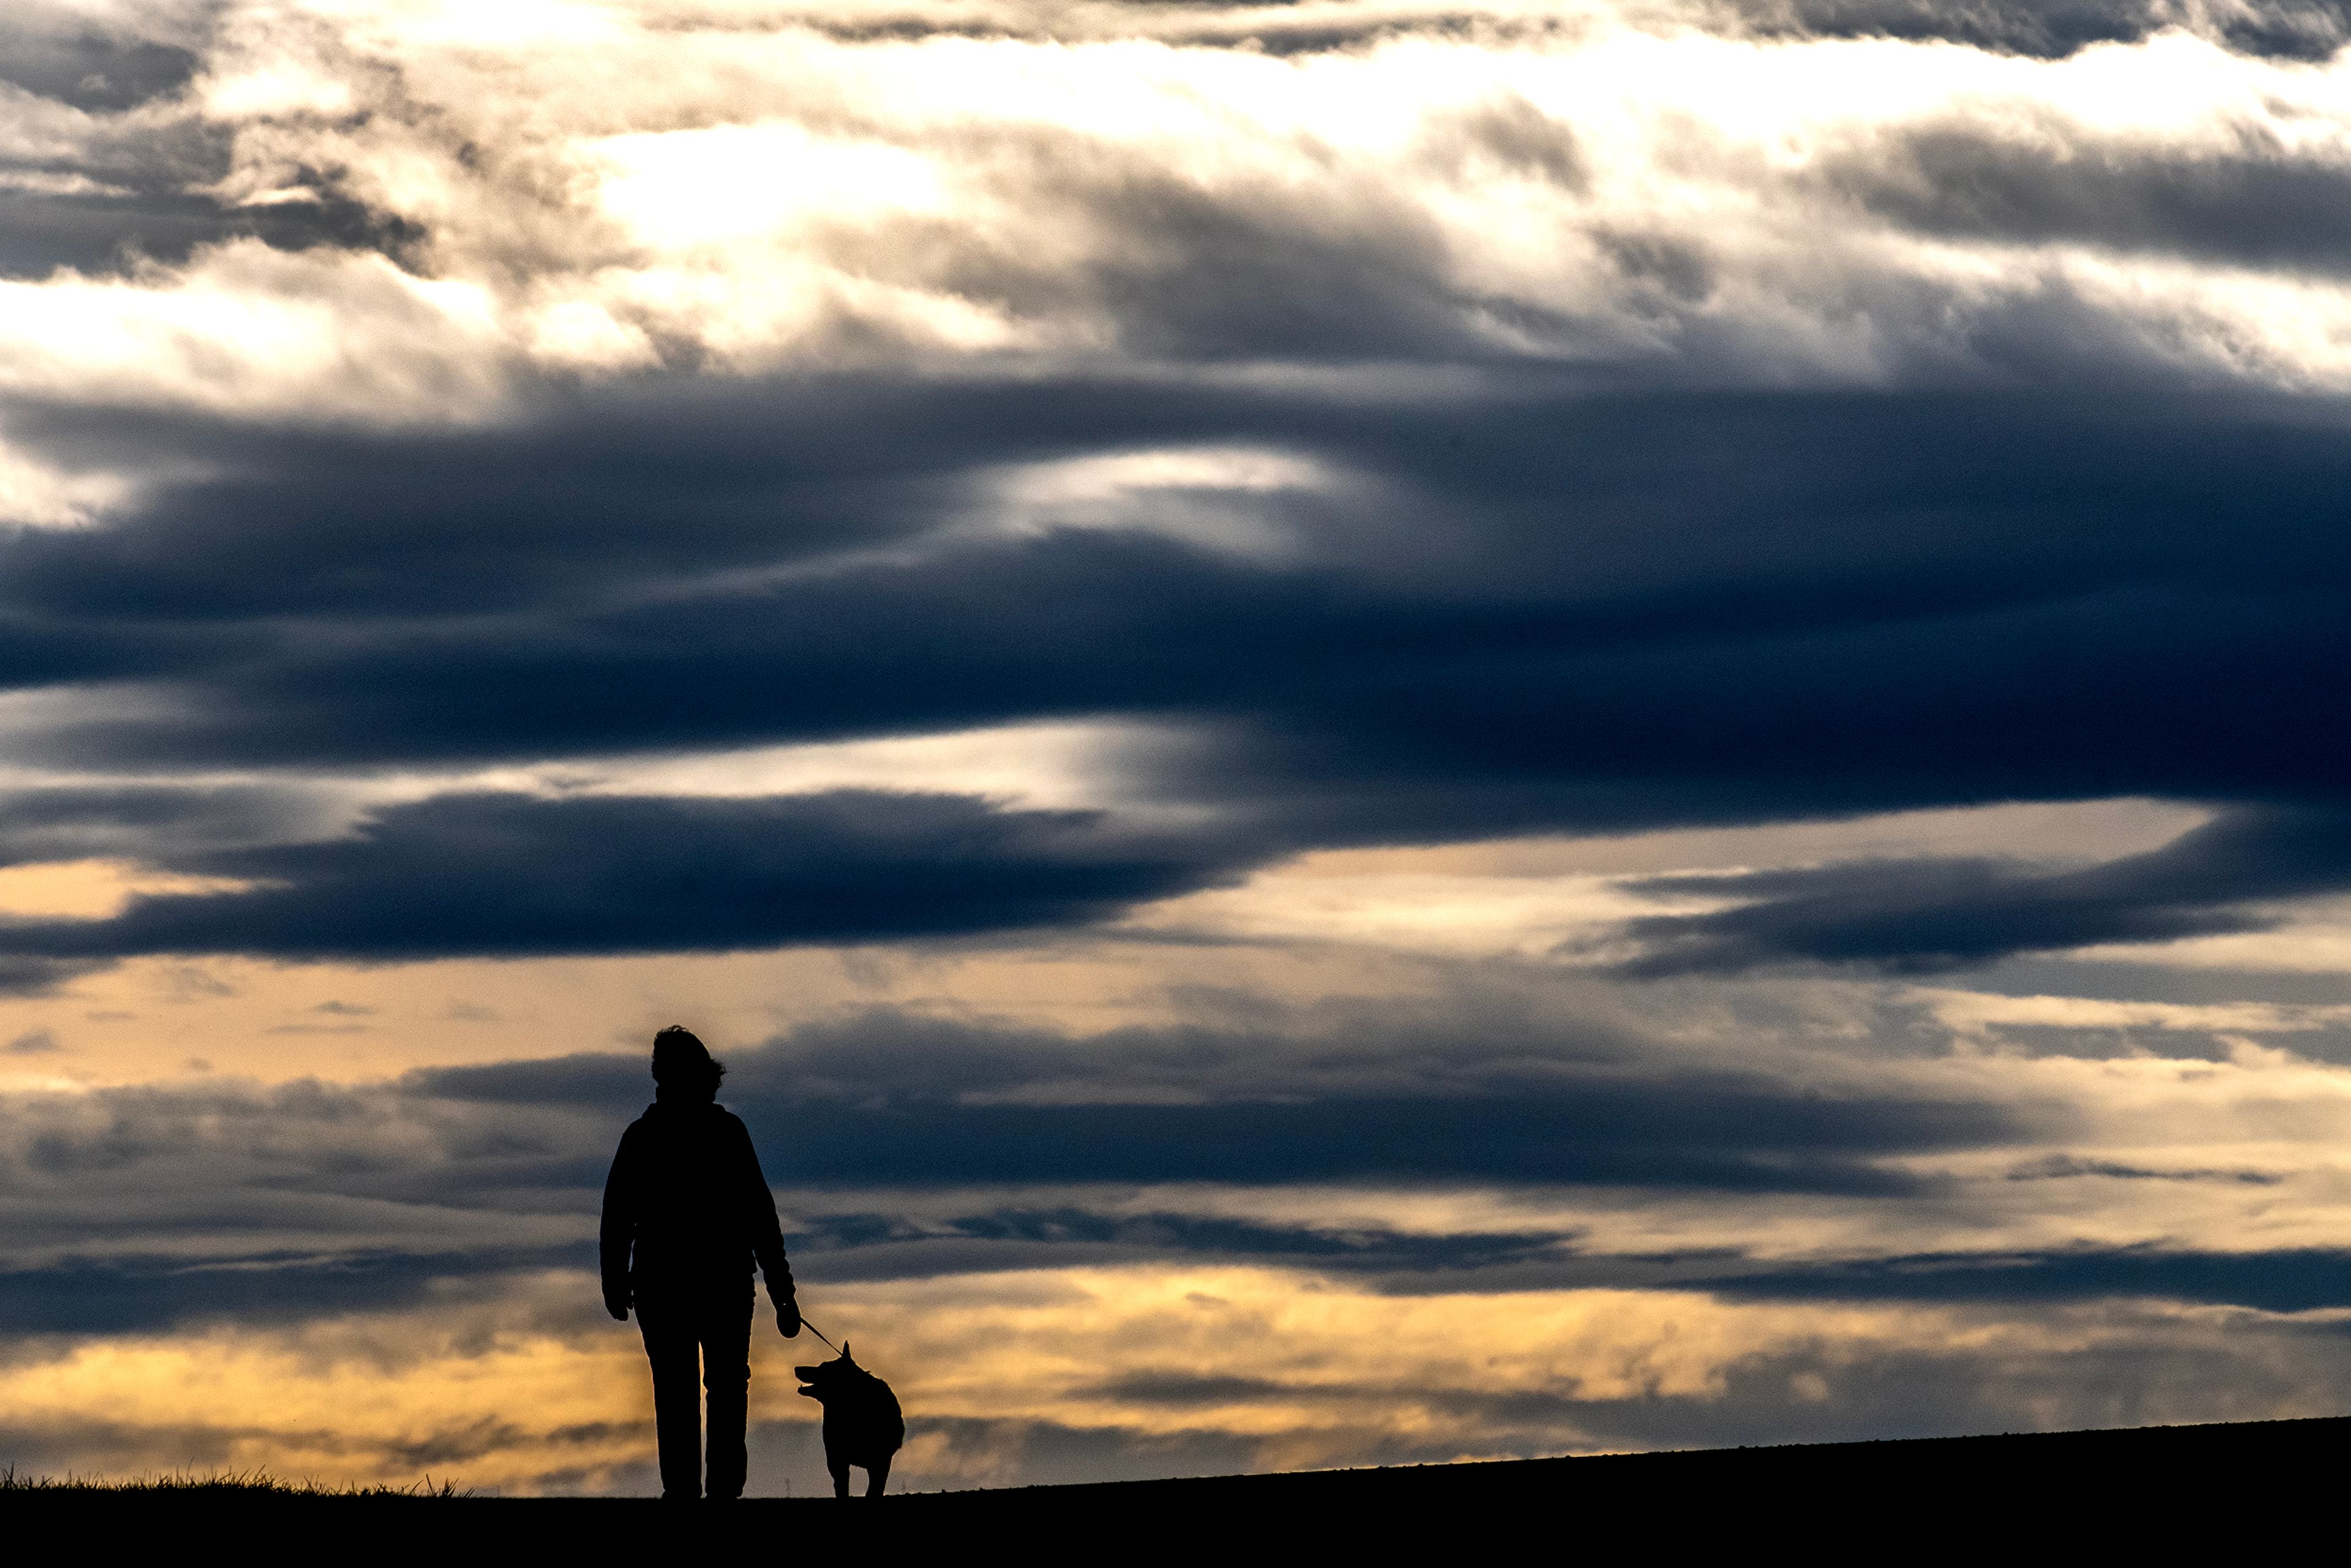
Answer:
7 0 2351 1495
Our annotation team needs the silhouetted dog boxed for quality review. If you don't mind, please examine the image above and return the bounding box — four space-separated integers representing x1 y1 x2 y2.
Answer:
795 1343 905 1497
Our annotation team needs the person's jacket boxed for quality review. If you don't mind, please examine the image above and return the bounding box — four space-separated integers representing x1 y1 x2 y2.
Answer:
600 1094 793 1308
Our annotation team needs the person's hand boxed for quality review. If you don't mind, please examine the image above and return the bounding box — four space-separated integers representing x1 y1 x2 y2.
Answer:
775 1296 802 1338
605 1290 631 1322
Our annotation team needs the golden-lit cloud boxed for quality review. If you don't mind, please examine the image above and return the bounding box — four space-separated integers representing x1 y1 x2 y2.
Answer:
7 1262 2348 1492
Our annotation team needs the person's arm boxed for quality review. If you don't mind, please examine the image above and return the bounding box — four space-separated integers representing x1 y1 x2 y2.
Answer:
736 1117 799 1335
599 1125 640 1321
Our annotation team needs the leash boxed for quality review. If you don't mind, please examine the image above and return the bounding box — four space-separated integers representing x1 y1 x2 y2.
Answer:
797 1315 842 1354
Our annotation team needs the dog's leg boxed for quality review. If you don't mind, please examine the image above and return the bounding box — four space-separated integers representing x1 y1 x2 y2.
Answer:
866 1455 892 1498
827 1439 852 1499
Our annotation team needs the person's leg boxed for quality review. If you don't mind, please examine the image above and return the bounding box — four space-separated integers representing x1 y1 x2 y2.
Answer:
700 1287 754 1501
639 1305 705 1500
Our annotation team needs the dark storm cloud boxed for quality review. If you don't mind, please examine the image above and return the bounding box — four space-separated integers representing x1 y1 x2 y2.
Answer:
1697 1247 2351 1311
735 1093 1971 1193
1618 806 2351 974
0 384 1008 622
4 383 2347 790
411 1010 2022 1193
832 1209 1566 1270
0 1246 581 1335
2004 1154 2281 1184
793 0 2351 62
0 183 429 281
737 1096 1955 1193
0 782 328 865
770 1208 1585 1286
0 789 1253 961
0 21 201 112
0 377 2348 966
1826 124 2351 272
1742 0 2351 58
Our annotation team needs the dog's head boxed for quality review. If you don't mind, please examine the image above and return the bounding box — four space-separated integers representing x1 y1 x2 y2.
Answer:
795 1343 864 1403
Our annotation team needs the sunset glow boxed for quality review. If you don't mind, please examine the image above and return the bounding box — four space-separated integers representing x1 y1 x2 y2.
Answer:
6 0 2351 1495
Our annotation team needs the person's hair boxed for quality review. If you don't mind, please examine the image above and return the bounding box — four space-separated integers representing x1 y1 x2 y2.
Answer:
650 1026 726 1100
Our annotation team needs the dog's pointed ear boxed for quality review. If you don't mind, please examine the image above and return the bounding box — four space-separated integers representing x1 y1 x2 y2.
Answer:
841 1341 853 1362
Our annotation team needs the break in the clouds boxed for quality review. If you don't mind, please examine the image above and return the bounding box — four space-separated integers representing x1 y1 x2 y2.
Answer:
10 0 2351 1493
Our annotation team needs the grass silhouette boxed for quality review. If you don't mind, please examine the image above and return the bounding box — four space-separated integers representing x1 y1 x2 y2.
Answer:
0 1466 465 1496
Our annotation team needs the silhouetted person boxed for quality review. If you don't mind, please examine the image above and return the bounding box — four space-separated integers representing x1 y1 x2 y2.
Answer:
601 1026 800 1501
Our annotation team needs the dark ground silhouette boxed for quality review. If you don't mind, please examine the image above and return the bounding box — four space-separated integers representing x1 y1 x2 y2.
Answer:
7 1417 2335 1548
